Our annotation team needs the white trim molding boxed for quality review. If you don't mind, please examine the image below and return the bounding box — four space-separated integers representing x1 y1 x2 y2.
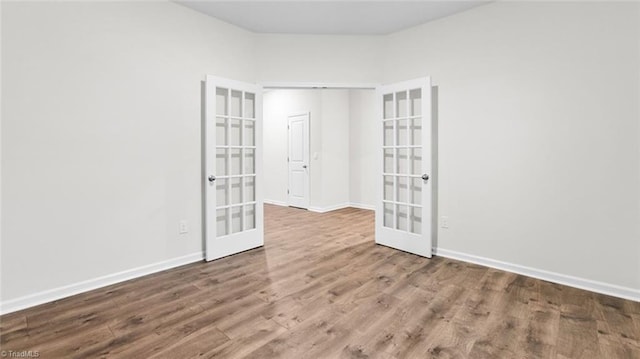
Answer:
308 203 351 213
0 252 204 315
434 247 640 303
349 202 375 211
264 199 288 207
260 81 378 90
265 200 374 213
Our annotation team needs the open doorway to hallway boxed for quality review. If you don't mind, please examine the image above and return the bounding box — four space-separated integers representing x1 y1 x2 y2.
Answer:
262 88 377 214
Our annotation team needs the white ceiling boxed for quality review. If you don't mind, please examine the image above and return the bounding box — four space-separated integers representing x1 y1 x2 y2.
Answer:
176 1 490 35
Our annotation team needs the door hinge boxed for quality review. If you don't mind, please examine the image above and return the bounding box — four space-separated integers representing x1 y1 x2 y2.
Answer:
287 157 289 162
287 189 289 194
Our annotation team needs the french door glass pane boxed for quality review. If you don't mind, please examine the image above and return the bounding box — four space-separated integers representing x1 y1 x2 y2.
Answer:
396 91 407 118
216 117 228 146
230 149 242 175
410 148 422 175
384 176 394 201
244 177 255 202
410 89 422 116
230 119 242 146
244 149 255 174
244 93 255 119
383 203 394 228
396 176 408 203
245 204 256 230
383 94 394 119
216 178 228 206
216 149 227 176
410 178 422 205
397 148 408 174
396 119 408 146
216 209 228 236
231 178 242 204
396 205 408 231
410 207 422 234
231 206 243 233
244 121 255 146
230 90 242 117
216 88 228 116
410 118 422 146
383 121 394 146
384 149 394 173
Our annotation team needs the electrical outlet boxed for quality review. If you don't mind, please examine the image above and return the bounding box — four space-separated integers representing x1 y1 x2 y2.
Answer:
441 216 449 229
179 220 188 234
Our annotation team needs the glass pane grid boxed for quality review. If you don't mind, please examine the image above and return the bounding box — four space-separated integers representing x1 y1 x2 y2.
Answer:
214 88 258 238
391 93 397 229
381 88 423 234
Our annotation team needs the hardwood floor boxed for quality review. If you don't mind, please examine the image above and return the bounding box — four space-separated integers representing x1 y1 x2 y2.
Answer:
1 204 639 358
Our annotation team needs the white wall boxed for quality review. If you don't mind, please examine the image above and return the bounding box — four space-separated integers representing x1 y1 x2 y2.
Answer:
1 1 255 305
349 90 377 209
318 90 350 210
382 2 640 290
255 34 381 84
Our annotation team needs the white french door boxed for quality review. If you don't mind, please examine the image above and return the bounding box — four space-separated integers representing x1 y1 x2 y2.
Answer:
205 76 263 261
288 112 310 209
375 77 433 258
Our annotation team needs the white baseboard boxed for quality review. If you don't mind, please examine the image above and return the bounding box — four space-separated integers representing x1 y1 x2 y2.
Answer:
433 248 640 303
309 203 351 213
0 252 204 315
264 199 375 212
3 243 636 316
264 199 288 207
349 202 375 211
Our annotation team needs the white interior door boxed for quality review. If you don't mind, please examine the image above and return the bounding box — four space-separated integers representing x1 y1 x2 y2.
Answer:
288 113 310 209
205 76 263 261
376 77 433 258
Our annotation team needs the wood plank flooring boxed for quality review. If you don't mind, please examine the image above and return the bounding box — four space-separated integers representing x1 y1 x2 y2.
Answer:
1 204 639 358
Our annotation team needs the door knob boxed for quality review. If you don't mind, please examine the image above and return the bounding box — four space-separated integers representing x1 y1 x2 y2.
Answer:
303 165 308 169
422 174 429 181
208 175 216 182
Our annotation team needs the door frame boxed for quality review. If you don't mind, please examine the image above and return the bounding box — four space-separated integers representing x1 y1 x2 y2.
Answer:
261 82 377 90
287 112 311 209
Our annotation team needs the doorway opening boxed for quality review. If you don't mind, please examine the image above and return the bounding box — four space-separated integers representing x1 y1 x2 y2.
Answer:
262 87 377 214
